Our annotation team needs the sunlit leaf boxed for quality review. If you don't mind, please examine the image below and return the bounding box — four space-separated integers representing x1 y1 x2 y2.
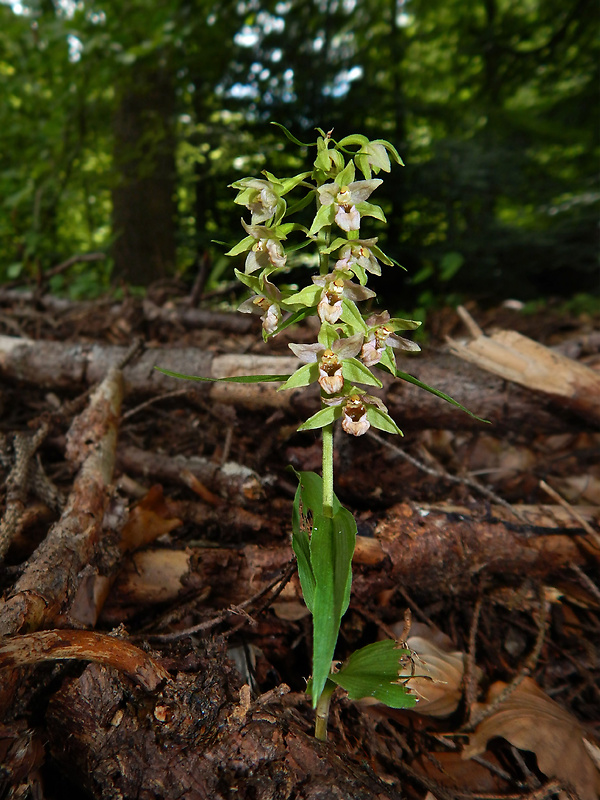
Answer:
342 357 382 388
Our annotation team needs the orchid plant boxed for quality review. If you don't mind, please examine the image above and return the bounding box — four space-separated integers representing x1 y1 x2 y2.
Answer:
158 124 479 740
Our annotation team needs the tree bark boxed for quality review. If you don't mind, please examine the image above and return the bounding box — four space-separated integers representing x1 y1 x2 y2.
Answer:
112 63 177 285
0 334 592 434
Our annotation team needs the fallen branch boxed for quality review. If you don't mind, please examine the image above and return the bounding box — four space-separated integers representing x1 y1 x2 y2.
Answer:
0 629 169 691
99 502 599 626
0 365 124 636
0 335 588 433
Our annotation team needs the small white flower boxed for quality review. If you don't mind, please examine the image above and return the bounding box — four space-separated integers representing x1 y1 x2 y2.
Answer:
335 239 382 277
238 277 282 335
323 391 390 436
361 311 421 366
241 220 287 273
317 179 382 232
234 178 280 223
288 334 363 395
312 272 375 323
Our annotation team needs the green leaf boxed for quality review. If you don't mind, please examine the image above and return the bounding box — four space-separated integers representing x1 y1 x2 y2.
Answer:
328 640 418 708
342 357 382 388
340 298 368 333
393 369 489 423
270 307 312 336
309 507 356 703
320 236 350 255
278 362 319 391
309 203 336 236
292 482 316 613
154 367 291 384
225 235 255 257
270 121 313 147
280 171 312 194
356 201 386 223
283 283 322 310
233 268 261 293
366 406 403 435
297 405 341 431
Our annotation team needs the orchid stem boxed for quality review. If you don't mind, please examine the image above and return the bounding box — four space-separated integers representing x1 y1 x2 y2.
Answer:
314 681 335 741
322 421 334 519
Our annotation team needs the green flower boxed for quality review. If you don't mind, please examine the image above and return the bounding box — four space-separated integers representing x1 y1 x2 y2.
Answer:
289 334 363 394
335 238 383 277
238 277 282 335
323 391 390 436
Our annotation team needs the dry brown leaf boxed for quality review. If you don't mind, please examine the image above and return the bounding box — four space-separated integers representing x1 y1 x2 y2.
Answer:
120 485 182 551
463 677 600 800
386 623 469 717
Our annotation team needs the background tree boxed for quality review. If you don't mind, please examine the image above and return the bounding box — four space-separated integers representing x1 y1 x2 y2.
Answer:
0 0 596 301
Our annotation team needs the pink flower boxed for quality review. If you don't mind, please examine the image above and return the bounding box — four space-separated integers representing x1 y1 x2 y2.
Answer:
288 334 363 395
312 272 375 324
361 312 421 367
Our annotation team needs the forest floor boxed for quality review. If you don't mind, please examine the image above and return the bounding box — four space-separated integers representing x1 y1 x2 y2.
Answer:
0 284 599 800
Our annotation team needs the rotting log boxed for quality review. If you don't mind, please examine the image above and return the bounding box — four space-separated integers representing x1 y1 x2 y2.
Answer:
448 328 600 426
0 365 124 637
44 640 405 800
0 334 592 433
99 502 600 625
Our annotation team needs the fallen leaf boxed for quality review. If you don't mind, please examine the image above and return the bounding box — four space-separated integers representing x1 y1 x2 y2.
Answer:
387 622 469 717
120 485 182 551
463 677 600 800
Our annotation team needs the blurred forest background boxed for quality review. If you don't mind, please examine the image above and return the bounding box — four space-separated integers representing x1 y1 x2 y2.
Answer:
0 0 598 310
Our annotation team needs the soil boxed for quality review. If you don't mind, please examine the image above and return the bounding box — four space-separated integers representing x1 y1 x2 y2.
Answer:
0 285 599 800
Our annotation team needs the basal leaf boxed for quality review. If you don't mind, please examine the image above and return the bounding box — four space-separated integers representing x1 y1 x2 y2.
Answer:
329 640 418 709
309 508 356 704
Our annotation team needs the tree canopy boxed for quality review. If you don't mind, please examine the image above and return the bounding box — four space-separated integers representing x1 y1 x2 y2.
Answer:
0 0 597 303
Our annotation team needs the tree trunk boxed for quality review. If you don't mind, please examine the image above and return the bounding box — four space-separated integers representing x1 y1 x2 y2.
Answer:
112 62 177 285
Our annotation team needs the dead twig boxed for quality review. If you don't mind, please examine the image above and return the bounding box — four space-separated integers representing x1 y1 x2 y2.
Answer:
367 430 527 523
145 559 297 642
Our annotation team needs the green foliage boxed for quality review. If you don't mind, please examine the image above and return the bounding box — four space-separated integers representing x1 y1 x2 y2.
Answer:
0 0 596 300
328 640 419 708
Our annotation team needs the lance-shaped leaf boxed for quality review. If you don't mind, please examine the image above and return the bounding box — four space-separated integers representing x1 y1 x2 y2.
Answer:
155 367 292 384
328 640 418 709
355 200 386 223
283 283 322 310
297 405 341 431
366 405 403 435
389 367 490 423
340 297 368 334
342 357 382 388
309 202 336 236
279 362 319 391
309 506 356 704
